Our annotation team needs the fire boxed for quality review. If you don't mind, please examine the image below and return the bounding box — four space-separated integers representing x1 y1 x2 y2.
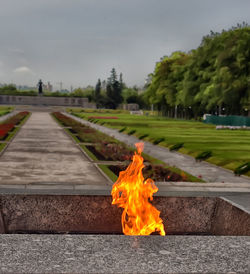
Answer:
111 143 165 236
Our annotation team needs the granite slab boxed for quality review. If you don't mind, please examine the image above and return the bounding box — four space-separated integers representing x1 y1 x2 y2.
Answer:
0 235 249 273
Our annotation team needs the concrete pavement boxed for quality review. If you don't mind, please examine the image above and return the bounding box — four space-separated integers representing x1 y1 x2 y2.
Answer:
0 112 110 185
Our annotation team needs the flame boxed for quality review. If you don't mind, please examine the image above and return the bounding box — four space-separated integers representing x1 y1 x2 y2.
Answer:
111 143 165 236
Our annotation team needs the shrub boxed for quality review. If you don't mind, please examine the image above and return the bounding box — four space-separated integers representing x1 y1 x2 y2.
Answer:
2 112 29 125
119 127 126 132
0 112 29 140
88 116 118 119
139 134 149 140
95 142 134 161
195 151 212 161
53 112 81 127
128 129 136 135
234 162 250 176
153 137 165 145
170 142 184 151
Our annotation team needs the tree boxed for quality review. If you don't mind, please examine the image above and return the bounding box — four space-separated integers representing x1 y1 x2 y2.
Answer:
106 68 123 109
71 87 94 101
94 79 101 102
144 24 250 118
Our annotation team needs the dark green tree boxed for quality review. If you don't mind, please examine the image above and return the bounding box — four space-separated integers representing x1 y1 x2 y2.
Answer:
106 68 123 109
94 79 101 101
144 23 250 118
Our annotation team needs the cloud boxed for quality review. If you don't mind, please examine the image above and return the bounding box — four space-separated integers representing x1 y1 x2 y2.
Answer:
1 0 249 87
13 66 34 74
0 60 4 77
8 48 24 54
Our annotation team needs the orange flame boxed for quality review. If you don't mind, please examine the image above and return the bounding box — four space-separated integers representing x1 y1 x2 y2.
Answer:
111 142 165 236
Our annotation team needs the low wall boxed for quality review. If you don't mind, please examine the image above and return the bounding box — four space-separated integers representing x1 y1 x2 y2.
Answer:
0 95 95 108
1 195 249 235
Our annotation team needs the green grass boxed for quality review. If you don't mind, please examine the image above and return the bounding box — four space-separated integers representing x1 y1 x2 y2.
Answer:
98 164 118 182
69 109 250 176
0 143 6 153
5 127 19 141
0 106 13 117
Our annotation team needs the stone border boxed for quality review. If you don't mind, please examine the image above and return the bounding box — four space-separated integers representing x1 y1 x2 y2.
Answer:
0 235 249 273
0 195 249 235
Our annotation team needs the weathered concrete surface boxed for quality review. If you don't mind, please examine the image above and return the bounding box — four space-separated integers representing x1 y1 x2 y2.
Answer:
0 94 90 107
0 235 249 273
0 112 110 185
65 113 250 184
211 197 250 236
1 195 249 235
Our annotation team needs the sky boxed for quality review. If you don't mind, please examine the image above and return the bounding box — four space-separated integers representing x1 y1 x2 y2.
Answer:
0 0 249 90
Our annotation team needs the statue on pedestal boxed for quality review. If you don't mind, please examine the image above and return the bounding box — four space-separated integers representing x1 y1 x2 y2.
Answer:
38 79 43 95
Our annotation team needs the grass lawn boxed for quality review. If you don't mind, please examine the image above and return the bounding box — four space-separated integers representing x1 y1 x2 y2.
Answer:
69 109 250 177
0 106 13 117
0 143 6 153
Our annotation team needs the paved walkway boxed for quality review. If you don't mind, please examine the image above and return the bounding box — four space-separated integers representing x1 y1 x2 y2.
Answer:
65 113 250 184
0 112 110 185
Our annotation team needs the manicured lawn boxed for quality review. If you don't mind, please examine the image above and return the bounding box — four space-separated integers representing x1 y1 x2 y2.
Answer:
0 106 13 117
0 143 6 153
69 109 250 176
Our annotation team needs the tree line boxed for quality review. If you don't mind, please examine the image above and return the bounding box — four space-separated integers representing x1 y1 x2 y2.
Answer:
144 23 250 118
1 23 249 116
0 68 144 109
92 68 145 109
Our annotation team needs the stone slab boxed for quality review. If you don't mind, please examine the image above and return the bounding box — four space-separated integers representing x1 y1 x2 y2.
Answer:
0 112 110 185
0 235 249 273
1 195 249 235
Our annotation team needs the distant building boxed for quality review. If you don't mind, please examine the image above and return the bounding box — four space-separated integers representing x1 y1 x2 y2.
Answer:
43 82 53 92
60 89 70 94
123 103 140 111
47 82 53 92
17 85 36 90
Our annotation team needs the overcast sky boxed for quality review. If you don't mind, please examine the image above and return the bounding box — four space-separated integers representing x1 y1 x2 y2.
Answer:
0 0 249 90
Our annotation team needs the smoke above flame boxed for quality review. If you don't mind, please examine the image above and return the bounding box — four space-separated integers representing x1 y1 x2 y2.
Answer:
111 142 165 236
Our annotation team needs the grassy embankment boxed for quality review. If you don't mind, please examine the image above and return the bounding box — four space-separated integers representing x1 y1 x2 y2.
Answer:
69 109 250 177
0 106 13 117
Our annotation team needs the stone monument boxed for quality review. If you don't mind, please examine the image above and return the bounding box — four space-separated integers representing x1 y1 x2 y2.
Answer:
38 79 43 96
